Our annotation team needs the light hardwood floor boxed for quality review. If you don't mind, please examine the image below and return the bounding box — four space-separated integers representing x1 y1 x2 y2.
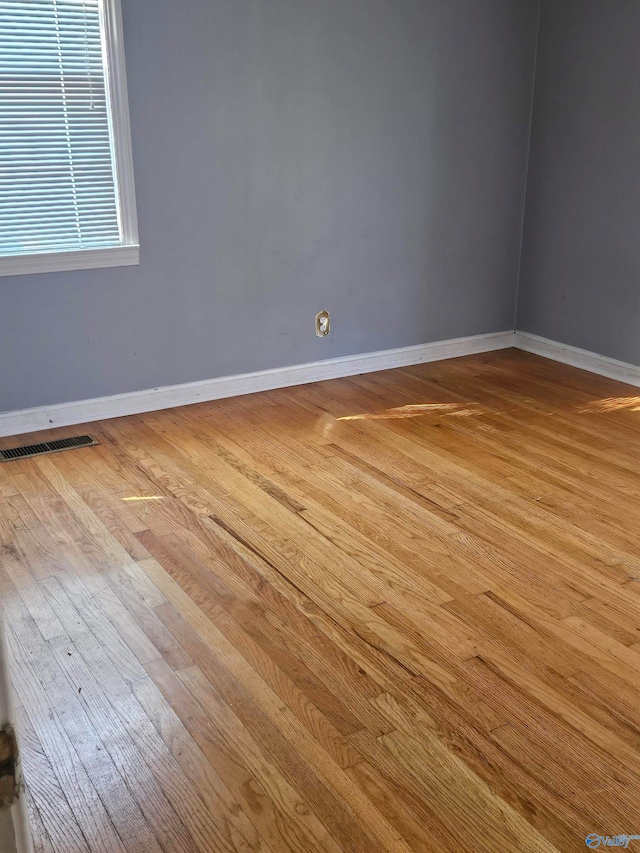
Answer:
1 349 640 852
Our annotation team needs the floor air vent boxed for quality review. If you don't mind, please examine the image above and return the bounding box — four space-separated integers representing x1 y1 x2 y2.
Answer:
0 434 98 462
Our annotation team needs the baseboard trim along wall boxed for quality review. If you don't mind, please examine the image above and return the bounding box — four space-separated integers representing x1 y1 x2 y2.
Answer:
5 329 640 439
0 330 514 438
514 331 640 388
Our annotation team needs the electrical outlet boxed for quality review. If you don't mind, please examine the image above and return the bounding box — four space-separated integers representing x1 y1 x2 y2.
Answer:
315 310 330 337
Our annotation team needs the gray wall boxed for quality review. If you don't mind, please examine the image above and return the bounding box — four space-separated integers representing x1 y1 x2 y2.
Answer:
517 0 640 364
0 0 538 413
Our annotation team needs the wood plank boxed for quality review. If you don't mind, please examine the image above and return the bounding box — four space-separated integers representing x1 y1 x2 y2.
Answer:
1 350 640 851
131 674 273 852
142 566 412 852
14 705 90 853
146 658 343 853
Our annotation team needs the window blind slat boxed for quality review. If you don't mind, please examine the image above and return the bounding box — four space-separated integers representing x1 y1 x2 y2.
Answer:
0 0 123 256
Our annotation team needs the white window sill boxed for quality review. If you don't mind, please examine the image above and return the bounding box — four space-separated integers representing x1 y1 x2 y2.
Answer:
0 244 140 278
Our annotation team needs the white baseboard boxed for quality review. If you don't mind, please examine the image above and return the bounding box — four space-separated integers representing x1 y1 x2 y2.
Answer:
0 330 514 438
4 328 638 440
514 330 640 388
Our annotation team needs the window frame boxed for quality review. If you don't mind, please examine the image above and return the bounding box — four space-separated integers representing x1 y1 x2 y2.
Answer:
0 0 139 278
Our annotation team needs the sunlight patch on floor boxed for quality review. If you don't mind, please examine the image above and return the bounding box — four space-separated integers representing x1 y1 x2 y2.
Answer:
337 402 484 421
578 397 640 413
121 495 165 501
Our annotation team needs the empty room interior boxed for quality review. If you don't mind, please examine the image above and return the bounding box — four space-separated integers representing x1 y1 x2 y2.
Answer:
2 0 640 850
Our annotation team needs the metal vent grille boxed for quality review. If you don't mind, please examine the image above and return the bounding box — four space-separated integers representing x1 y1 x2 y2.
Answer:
0 435 98 462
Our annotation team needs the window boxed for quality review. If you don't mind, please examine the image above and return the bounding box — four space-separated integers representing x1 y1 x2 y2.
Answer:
0 0 138 276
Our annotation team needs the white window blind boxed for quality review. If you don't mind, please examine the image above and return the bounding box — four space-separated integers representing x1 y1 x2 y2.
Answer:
0 0 138 275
